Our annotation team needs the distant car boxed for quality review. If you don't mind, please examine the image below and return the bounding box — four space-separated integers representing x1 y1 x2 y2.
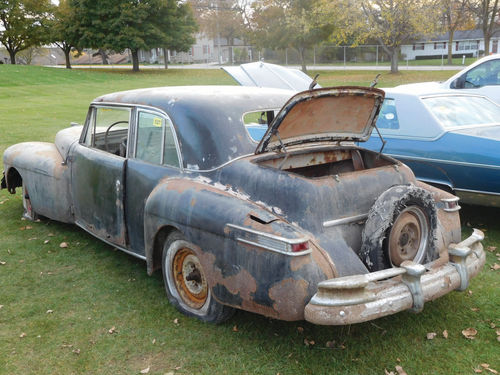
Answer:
396 54 500 103
363 88 500 208
2 85 485 326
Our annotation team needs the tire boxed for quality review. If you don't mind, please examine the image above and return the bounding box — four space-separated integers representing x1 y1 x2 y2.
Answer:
162 231 235 323
361 185 438 271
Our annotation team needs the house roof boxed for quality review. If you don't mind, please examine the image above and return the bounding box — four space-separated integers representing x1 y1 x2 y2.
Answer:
415 29 500 43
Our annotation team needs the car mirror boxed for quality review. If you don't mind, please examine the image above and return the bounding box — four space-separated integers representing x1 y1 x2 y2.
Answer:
452 76 465 89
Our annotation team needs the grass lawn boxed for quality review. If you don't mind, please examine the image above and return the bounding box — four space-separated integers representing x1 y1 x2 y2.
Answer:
0 65 499 375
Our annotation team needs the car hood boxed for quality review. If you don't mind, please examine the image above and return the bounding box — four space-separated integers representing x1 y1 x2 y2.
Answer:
255 86 385 154
449 124 500 141
222 62 318 91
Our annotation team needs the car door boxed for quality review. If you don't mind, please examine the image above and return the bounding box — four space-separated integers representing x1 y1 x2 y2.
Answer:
125 108 182 255
71 105 132 247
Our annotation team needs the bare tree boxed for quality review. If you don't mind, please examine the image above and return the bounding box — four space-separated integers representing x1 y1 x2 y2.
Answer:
470 0 499 55
441 0 475 64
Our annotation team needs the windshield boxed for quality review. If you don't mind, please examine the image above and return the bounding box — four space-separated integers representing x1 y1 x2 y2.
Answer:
422 96 500 128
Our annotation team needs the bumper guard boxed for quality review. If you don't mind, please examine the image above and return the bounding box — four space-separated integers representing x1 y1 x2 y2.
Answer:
304 229 485 325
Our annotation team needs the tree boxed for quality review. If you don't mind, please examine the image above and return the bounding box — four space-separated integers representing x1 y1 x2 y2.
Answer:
0 0 51 64
251 0 334 73
49 0 81 69
441 0 474 64
470 0 499 55
71 0 196 71
324 0 441 73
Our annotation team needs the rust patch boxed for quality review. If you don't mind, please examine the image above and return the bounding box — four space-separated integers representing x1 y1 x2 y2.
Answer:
290 254 311 272
269 278 308 321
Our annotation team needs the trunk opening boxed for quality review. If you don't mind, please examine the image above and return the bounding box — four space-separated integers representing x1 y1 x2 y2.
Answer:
254 147 395 178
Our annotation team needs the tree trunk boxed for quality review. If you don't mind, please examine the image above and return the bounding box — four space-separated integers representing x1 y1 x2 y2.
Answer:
484 34 490 56
390 47 399 73
131 49 140 72
163 48 168 69
447 31 454 65
99 49 109 65
299 47 307 73
8 49 16 64
64 49 72 69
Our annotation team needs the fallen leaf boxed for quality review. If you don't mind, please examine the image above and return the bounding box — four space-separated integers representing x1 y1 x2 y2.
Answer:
471 307 480 312
385 370 395 375
59 242 68 248
0 305 3 309
487 246 497 252
442 330 448 339
108 326 116 334
396 358 401 362
462 327 478 339
475 370 483 373
491 323 497 329
44 240 49 244
164 372 174 375
481 364 490 369
0 261 6 265
48 233 54 237
491 263 500 271
487 370 499 374
46 309 53 314
338 343 346 349
304 338 315 347
297 326 304 334
152 338 156 344
140 367 150 374
61 344 73 348
174 366 181 370
72 348 80 355
395 365 408 375
468 290 473 296
426 332 437 340
496 329 500 335
173 318 179 325
19 332 26 338
25 225 32 230
232 325 238 332
325 341 335 348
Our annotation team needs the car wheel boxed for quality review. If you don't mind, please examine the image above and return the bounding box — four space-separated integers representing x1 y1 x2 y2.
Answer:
22 185 38 221
162 231 235 323
361 185 438 271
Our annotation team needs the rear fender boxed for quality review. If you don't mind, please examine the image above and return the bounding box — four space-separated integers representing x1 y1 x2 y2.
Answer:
144 178 333 320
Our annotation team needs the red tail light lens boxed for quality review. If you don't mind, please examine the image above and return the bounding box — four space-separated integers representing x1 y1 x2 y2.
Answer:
291 241 309 252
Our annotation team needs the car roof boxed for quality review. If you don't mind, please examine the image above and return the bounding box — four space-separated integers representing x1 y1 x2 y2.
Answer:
93 86 294 170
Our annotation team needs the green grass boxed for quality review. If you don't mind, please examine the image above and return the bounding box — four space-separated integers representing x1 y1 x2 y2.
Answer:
0 65 499 375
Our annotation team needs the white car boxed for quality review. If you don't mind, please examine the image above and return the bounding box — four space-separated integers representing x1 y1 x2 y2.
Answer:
396 54 500 104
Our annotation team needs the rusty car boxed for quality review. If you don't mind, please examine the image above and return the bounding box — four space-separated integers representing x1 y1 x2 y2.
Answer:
1 85 485 325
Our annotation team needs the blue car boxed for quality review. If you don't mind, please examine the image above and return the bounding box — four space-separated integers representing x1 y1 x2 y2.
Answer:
364 88 500 207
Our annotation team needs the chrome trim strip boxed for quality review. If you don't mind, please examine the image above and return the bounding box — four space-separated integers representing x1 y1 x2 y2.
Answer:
75 221 147 261
386 153 500 170
455 188 500 196
236 237 312 256
226 223 311 256
323 213 368 228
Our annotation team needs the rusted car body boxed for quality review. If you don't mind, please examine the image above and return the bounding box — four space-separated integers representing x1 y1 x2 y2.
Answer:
1 85 485 324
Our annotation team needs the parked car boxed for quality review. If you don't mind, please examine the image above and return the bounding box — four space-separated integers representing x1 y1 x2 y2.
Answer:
1 85 485 325
363 88 500 208
396 54 500 103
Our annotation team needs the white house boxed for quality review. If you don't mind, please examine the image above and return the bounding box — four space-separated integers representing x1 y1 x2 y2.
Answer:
401 29 500 60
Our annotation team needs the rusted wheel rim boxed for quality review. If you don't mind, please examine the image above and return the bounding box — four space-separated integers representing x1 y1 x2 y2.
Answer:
172 248 208 309
388 206 428 266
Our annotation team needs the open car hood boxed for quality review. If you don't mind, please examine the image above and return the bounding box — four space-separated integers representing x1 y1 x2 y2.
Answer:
255 86 385 154
222 62 319 91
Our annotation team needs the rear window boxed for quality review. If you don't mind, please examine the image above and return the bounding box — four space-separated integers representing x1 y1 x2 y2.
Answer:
242 110 279 142
422 96 500 128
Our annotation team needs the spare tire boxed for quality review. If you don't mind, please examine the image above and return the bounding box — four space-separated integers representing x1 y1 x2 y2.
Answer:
361 184 438 271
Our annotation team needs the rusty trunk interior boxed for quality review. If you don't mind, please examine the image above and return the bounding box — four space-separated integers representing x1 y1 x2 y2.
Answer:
254 147 395 178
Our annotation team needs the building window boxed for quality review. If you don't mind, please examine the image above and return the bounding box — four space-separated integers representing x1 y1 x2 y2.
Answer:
412 43 425 51
457 40 479 51
434 42 446 50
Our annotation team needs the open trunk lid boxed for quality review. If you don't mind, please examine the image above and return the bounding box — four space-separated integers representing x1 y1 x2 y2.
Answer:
255 86 385 154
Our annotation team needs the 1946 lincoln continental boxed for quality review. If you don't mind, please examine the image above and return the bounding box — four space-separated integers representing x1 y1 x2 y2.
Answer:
1 85 485 324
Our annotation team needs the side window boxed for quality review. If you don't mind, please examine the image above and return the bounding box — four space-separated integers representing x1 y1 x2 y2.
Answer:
136 111 180 167
463 60 500 88
82 106 130 157
376 99 400 130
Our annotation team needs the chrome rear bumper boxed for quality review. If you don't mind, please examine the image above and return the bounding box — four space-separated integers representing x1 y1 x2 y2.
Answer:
304 229 485 325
